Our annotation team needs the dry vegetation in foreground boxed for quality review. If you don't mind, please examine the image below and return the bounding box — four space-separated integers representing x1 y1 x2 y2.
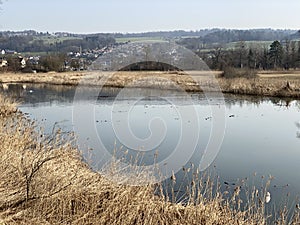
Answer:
0 95 300 224
1 70 300 98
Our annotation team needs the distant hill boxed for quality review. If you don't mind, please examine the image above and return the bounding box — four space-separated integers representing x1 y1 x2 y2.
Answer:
176 29 299 51
0 29 299 54
289 30 300 40
114 29 297 42
0 31 115 53
201 29 296 43
113 29 219 39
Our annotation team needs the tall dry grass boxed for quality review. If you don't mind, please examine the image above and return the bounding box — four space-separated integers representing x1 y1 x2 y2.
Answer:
0 94 299 224
218 77 300 98
0 95 18 117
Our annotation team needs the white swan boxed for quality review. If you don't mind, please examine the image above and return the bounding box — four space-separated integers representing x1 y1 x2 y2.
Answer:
265 192 271 203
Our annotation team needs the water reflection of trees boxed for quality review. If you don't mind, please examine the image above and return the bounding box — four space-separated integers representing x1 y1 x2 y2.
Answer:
1 83 299 108
224 94 298 109
296 123 300 138
1 84 204 107
269 98 295 108
224 94 300 139
0 84 76 106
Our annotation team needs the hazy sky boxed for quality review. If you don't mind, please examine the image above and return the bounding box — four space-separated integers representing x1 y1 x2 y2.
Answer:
0 0 299 33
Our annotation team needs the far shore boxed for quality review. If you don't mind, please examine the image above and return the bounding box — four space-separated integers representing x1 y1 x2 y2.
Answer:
1 70 300 98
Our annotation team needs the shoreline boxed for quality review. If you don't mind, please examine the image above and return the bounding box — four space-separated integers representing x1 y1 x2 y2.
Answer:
1 71 300 98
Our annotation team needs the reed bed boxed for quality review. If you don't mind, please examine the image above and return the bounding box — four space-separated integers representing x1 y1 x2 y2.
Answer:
1 71 300 98
218 77 300 98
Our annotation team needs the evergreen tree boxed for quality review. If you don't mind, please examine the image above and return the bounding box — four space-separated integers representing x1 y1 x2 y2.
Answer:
247 49 256 69
269 40 283 69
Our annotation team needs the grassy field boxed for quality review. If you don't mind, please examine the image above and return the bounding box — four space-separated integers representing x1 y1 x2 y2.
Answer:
22 52 48 57
1 94 299 224
189 40 273 52
115 36 166 43
31 36 82 45
225 41 273 50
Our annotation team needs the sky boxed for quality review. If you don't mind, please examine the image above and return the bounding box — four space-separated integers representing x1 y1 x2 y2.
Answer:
0 0 299 33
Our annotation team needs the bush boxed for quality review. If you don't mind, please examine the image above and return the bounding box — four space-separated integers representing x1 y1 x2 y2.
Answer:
220 67 257 79
39 53 67 72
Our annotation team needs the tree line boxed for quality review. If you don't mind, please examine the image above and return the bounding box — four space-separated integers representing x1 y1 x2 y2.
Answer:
3 40 300 73
0 34 115 53
197 40 300 71
2 29 300 73
1 53 68 73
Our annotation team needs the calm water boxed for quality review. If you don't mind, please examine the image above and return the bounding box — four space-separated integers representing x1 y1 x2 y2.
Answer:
1 83 300 217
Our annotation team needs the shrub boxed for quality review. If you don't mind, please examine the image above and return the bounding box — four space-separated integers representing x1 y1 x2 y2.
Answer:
220 67 257 79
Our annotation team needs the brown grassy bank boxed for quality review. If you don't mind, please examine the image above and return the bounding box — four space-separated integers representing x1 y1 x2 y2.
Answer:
0 72 85 86
1 71 300 98
2 95 297 224
0 71 207 92
218 77 300 98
